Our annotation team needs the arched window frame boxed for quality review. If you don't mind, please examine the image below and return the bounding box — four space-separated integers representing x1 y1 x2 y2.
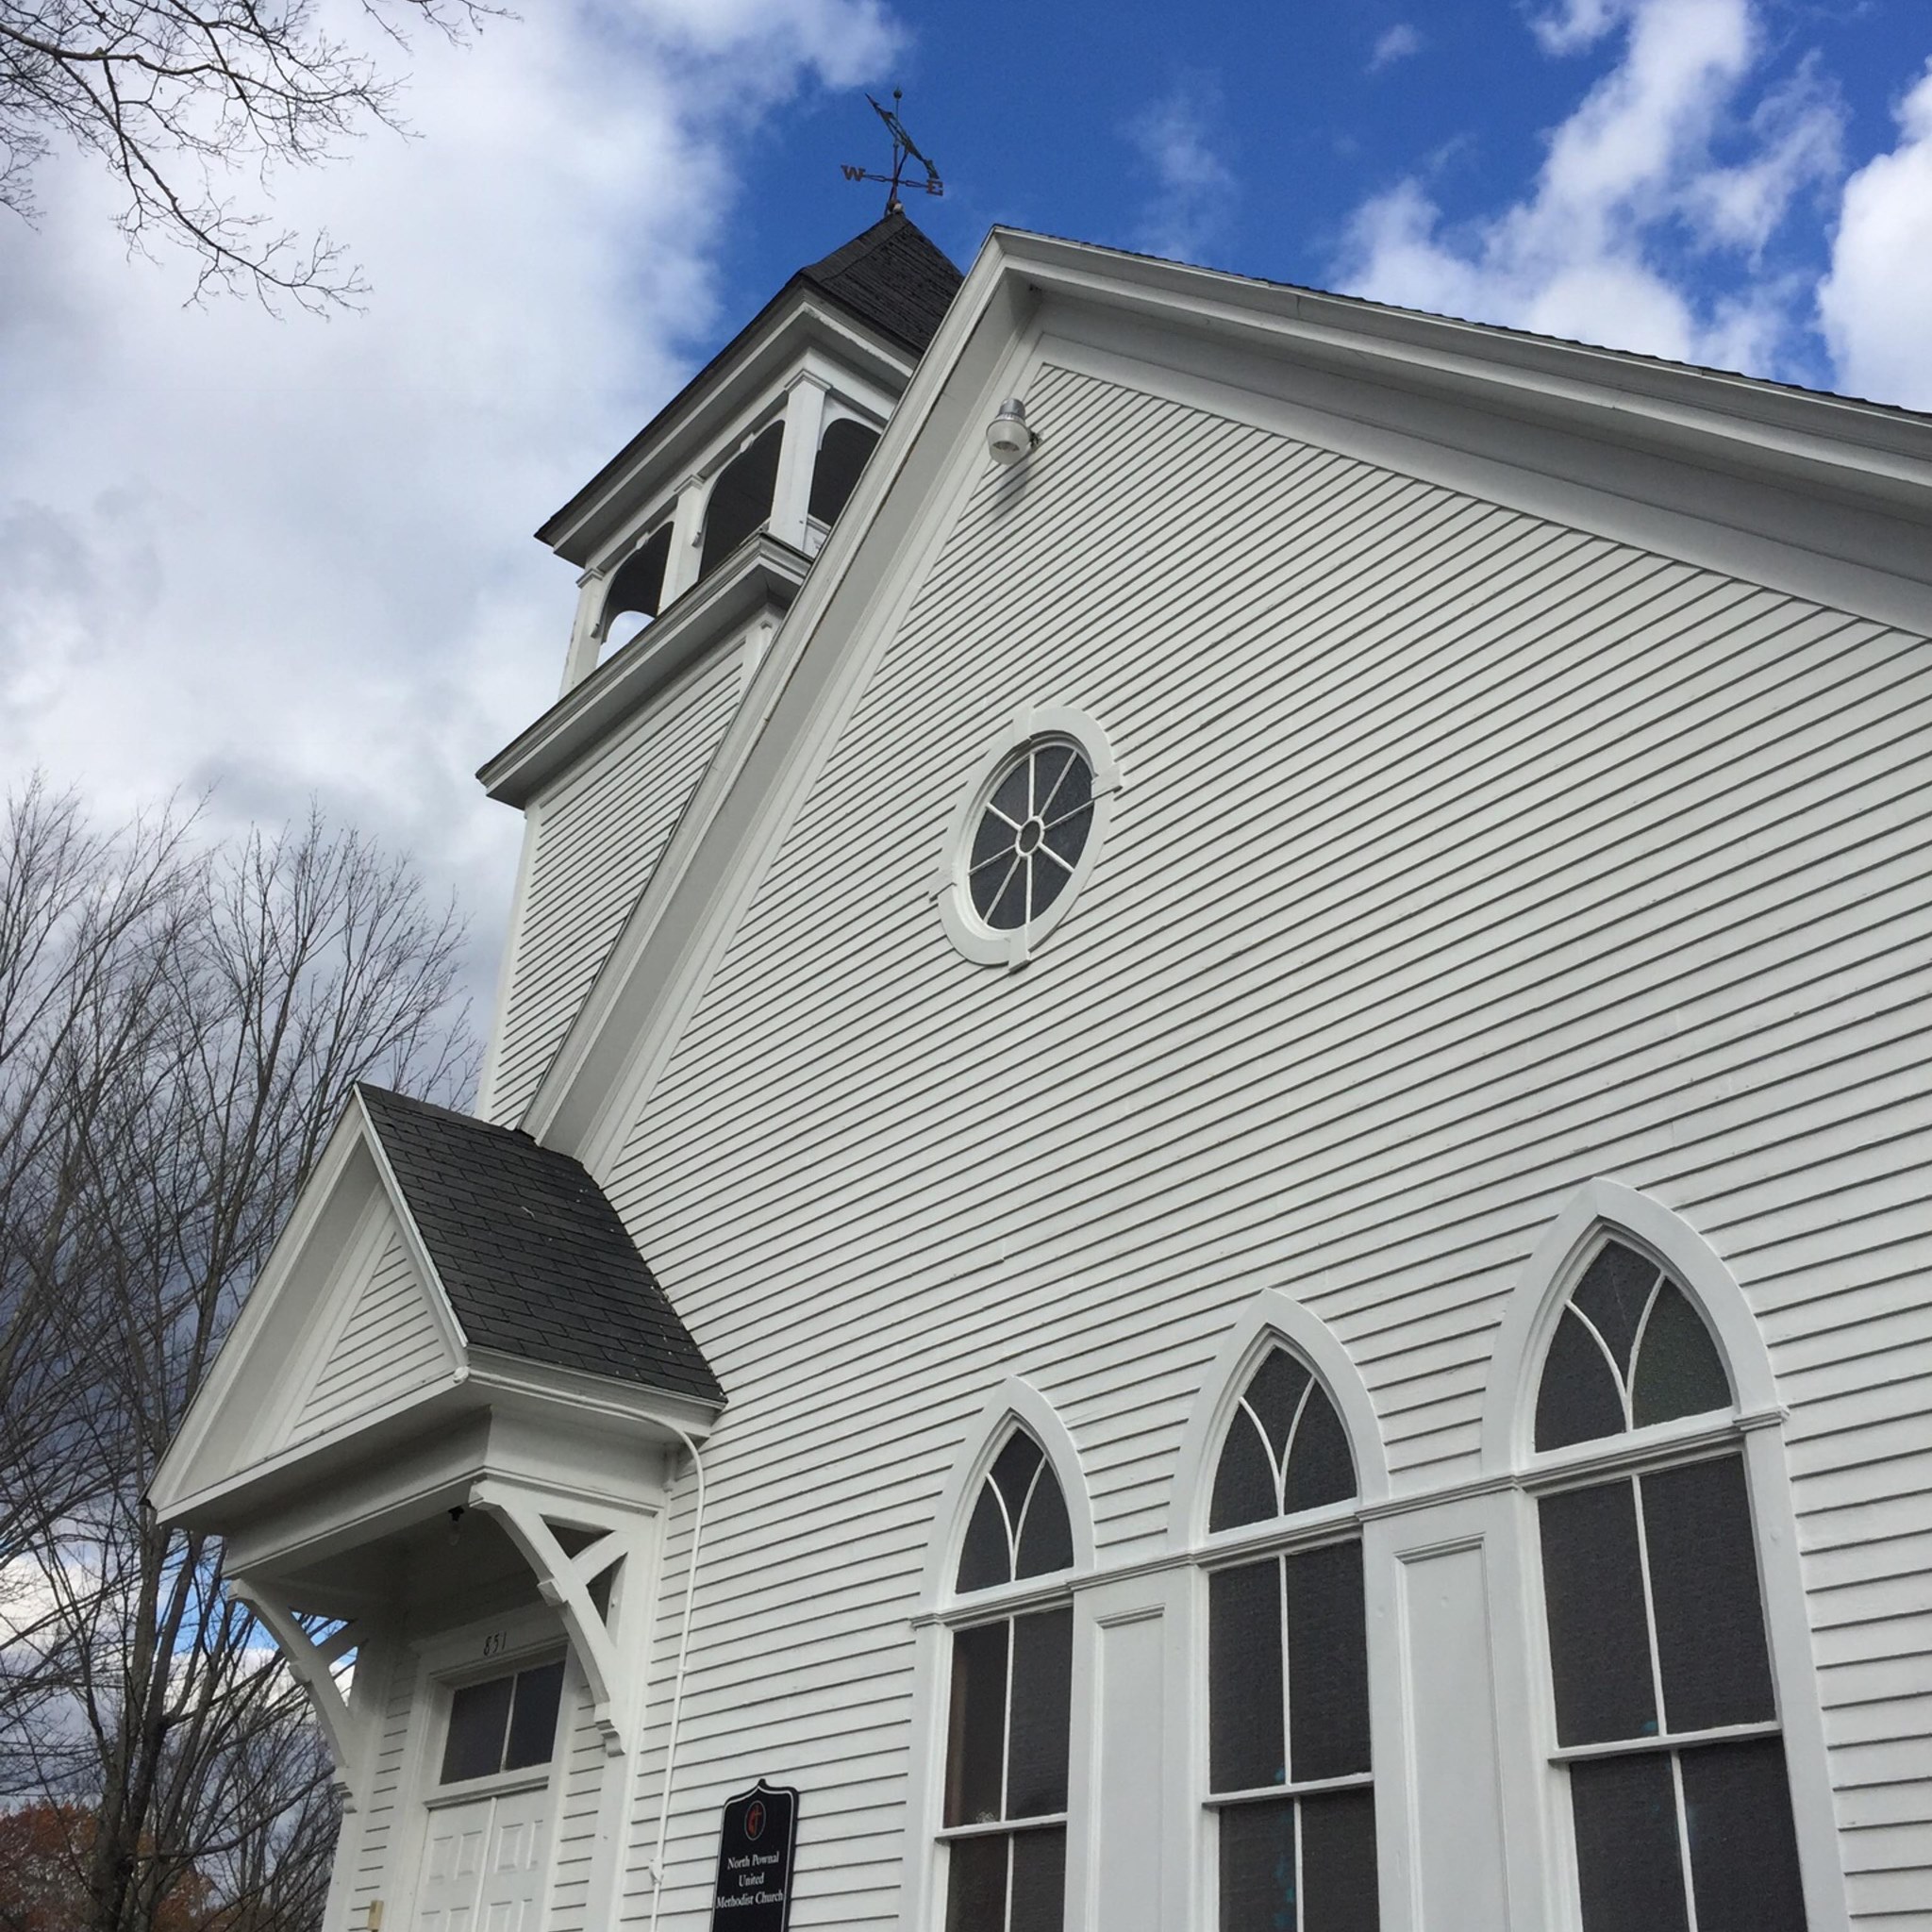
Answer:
1170 1292 1389 1932
1485 1179 1848 1932
908 1379 1095 1932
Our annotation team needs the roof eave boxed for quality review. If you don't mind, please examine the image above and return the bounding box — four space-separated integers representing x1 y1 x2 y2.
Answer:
536 280 922 566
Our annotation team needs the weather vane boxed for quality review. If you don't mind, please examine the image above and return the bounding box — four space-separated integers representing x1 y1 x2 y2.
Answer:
841 90 943 216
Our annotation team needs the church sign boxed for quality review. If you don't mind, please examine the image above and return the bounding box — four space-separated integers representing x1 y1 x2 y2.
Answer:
710 1780 800 1931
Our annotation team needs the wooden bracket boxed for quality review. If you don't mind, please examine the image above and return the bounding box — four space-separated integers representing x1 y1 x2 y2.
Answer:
468 1478 653 1757
231 1581 372 1810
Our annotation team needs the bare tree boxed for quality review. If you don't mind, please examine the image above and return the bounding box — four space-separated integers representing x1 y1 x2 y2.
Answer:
0 1 495 308
0 786 476 1932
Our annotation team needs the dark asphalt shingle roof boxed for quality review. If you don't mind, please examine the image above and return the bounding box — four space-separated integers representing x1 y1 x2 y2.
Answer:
358 1085 723 1406
800 211 963 355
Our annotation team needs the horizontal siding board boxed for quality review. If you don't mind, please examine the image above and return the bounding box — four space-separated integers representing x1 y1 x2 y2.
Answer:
291 1230 444 1444
489 652 743 1123
576 365 1931 1921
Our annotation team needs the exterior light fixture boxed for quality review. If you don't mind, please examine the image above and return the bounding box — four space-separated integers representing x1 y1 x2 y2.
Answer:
986 398 1040 465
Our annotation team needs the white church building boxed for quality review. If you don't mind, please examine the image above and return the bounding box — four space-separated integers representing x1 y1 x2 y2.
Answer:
151 211 1932 1932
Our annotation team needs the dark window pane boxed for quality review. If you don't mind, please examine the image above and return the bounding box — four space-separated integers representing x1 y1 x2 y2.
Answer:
972 809 1017 871
1539 1480 1657 1745
946 1622 1009 1826
1029 745 1074 816
1572 1241 1663 1380
602 525 671 631
1243 1351 1312 1463
972 855 1021 924
699 422 783 578
991 1435 1044 1521
441 1674 513 1783
1535 1307 1629 1451
1642 1457 1775 1732
1041 754 1091 823
503 1659 564 1771
988 860 1029 930
945 1833 1008 1932
1284 1386 1357 1514
1030 853 1072 920
1014 1468 1074 1579
1209 1407 1279 1532
1285 1541 1371 1781
1210 1560 1286 1793
1680 1739 1806 1932
1008 1609 1073 1818
1219 1797 1297 1932
1631 1285 1731 1428
1041 802 1091 868
990 760 1032 824
1300 1789 1380 1932
1010 1829 1066 1932
1570 1753 1690 1932
958 1483 1014 1592
807 420 878 525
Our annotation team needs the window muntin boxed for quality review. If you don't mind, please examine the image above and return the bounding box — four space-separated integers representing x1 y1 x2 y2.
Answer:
1205 1349 1378 1932
966 741 1095 934
438 1658 564 1785
942 1429 1076 1932
941 1607 1072 1932
1534 1239 1730 1452
958 1432 1074 1592
1531 1241 1806 1932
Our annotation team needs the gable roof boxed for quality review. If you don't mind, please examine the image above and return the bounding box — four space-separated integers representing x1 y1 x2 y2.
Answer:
358 1084 722 1404
798 211 962 355
520 223 1932 1174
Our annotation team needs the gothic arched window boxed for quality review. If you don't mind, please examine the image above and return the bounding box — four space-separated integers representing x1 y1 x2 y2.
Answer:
941 1430 1074 1932
1205 1348 1378 1932
1532 1239 1806 1932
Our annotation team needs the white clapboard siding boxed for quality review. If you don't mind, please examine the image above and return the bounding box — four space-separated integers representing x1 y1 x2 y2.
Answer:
289 1229 446 1447
488 651 745 1124
545 1667 606 1932
602 362 1932 1922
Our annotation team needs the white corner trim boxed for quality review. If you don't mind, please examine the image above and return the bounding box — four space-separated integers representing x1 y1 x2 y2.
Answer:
1478 1177 1781 1475
932 704 1123 970
1165 1289 1391 1553
916 1375 1097 1613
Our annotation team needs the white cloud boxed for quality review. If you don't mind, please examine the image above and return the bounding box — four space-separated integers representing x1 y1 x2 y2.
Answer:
0 0 902 1018
1334 0 1846 376
1818 59 1932 409
1126 79 1237 263
1370 25 1424 73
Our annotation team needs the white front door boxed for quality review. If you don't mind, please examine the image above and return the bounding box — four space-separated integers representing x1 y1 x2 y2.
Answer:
414 1786 548 1932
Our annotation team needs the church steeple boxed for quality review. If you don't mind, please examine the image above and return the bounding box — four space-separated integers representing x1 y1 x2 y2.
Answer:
531 213 961 697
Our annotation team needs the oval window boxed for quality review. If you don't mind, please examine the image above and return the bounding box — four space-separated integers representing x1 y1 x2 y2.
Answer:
966 740 1095 931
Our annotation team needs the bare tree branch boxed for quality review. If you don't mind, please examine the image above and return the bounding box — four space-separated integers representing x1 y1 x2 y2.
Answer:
0 0 500 309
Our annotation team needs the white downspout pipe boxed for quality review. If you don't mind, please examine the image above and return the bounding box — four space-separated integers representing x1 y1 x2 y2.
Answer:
646 1424 708 1932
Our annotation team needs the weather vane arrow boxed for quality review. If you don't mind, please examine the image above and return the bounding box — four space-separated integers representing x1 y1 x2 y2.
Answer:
841 89 943 215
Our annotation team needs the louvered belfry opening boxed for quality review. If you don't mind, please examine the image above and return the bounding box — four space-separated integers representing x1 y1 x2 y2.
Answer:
1532 1239 1806 1932
699 422 784 579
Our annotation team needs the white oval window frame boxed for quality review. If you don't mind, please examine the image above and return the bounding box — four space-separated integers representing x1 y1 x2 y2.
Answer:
932 705 1122 969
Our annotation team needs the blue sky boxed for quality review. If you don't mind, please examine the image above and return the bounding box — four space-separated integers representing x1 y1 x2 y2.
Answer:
716 0 1927 398
0 0 1928 1018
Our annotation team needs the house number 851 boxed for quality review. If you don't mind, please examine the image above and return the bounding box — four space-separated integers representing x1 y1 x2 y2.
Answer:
481 1630 507 1658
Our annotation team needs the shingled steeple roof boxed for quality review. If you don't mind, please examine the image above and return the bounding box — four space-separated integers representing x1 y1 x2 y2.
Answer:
797 211 962 354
